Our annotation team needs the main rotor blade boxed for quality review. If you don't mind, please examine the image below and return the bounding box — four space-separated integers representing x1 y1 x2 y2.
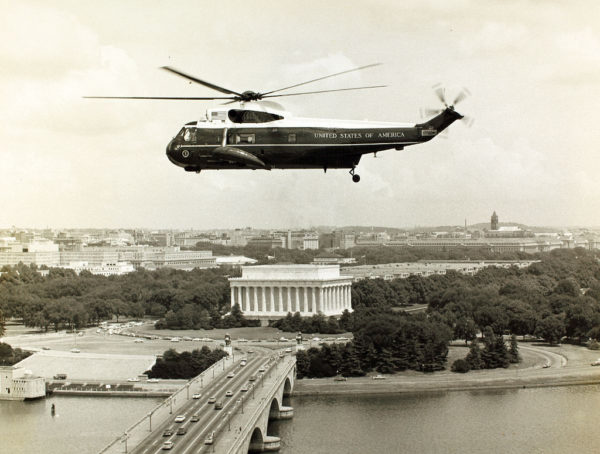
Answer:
262 85 387 98
83 96 235 100
161 66 244 97
262 63 382 96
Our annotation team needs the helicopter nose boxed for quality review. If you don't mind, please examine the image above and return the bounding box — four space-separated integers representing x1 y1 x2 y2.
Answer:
166 139 178 165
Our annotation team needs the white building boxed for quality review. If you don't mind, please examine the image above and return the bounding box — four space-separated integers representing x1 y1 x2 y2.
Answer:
229 265 353 323
65 261 135 276
0 366 46 400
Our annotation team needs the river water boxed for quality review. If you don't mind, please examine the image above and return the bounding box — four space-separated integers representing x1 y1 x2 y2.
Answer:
274 385 600 454
0 395 161 454
2 386 600 453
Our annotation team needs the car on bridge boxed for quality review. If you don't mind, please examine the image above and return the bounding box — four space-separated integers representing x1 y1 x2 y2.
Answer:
162 428 174 437
193 393 201 399
214 401 223 410
241 385 248 392
226 390 233 397
177 427 187 436
227 372 235 378
174 415 186 423
190 415 200 422
205 431 215 445
162 441 174 450
208 396 216 404
249 375 256 382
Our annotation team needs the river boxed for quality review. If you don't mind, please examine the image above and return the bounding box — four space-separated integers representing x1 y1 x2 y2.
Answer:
2 386 600 453
274 385 600 454
0 395 161 454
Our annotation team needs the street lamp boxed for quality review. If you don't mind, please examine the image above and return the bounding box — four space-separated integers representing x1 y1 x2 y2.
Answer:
148 411 153 432
227 411 232 431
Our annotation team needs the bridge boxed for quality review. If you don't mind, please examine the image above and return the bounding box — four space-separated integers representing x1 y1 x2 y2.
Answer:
98 349 296 454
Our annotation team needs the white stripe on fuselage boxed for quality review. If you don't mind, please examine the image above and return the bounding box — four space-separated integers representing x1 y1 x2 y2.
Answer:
187 117 415 129
183 142 418 148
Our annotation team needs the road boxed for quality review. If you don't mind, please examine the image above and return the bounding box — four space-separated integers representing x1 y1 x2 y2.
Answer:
133 350 273 454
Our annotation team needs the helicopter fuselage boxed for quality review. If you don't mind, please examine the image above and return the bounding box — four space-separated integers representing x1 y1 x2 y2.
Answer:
166 106 462 176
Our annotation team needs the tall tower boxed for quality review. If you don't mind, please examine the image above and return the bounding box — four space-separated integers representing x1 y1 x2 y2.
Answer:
491 211 499 231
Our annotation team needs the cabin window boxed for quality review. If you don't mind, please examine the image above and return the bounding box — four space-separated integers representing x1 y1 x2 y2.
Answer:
211 111 227 122
228 110 284 123
183 129 196 142
235 133 255 144
288 133 296 143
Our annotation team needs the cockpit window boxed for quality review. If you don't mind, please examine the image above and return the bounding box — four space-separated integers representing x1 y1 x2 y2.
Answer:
228 109 284 123
183 128 196 142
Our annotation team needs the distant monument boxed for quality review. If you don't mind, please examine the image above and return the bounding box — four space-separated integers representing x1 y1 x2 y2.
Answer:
491 211 499 231
295 332 305 351
224 333 232 356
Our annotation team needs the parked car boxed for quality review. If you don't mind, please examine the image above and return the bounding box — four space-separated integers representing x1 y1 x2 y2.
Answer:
372 374 386 380
334 376 347 381
591 359 600 366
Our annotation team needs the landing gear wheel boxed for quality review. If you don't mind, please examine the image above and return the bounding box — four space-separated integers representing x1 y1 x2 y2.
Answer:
352 174 361 183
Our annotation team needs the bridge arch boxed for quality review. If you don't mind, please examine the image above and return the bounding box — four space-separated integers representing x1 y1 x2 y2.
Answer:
248 427 264 453
283 377 292 397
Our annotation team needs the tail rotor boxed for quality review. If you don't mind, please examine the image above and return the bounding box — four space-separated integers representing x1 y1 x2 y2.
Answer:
421 84 473 127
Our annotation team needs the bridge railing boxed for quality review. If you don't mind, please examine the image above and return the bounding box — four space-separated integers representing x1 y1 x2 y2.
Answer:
97 354 235 454
222 355 295 454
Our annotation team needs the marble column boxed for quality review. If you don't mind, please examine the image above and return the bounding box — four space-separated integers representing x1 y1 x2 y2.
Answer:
230 287 235 308
319 288 323 313
246 287 251 313
261 287 266 314
270 287 274 313
303 287 308 314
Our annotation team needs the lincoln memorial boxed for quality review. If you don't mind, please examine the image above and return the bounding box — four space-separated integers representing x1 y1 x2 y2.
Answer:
229 265 353 322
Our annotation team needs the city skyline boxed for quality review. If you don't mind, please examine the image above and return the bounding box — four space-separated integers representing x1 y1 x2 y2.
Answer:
2 1 599 229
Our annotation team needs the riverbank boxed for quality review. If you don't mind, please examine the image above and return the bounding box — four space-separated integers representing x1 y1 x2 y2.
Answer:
295 342 600 396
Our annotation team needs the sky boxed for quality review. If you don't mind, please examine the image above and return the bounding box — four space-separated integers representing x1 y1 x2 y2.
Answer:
1 0 599 230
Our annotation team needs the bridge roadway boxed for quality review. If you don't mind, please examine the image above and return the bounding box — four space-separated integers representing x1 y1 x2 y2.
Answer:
132 349 283 454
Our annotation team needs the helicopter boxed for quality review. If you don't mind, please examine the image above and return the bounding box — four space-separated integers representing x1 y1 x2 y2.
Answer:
85 64 469 183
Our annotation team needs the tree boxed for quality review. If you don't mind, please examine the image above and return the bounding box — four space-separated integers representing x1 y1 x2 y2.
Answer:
508 334 520 363
453 316 478 345
0 309 4 337
535 315 566 345
465 338 483 370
